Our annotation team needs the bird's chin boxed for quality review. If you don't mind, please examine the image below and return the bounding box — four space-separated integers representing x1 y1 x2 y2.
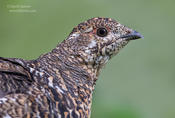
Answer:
104 39 129 58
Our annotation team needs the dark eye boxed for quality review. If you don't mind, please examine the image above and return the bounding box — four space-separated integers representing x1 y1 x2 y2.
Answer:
97 28 108 37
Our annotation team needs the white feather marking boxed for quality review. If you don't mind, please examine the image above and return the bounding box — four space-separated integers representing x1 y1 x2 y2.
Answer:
85 49 91 54
71 33 79 37
48 77 54 87
36 112 40 118
3 114 11 118
39 72 44 76
10 98 16 102
56 86 64 94
88 40 96 48
0 98 7 104
84 27 93 33
29 68 35 72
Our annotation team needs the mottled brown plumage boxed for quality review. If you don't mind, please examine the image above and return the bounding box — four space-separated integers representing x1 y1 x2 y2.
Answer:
0 17 143 118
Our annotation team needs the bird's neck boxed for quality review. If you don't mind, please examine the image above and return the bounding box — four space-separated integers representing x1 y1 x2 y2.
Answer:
31 47 99 90
28 45 99 117
49 46 99 88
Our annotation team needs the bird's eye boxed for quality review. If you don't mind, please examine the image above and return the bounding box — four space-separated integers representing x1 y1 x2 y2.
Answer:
97 28 108 37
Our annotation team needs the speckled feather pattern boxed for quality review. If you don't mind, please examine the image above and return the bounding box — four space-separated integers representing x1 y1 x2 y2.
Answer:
0 17 142 118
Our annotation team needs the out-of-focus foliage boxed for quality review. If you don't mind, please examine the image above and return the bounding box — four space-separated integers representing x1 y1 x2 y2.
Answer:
0 0 175 118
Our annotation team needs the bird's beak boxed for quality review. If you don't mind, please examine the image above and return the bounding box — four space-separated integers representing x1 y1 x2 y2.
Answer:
120 31 144 41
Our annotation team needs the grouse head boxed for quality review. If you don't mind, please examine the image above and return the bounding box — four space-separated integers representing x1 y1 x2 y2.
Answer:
59 17 143 69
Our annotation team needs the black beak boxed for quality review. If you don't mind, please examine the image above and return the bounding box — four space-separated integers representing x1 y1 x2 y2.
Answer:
120 31 144 40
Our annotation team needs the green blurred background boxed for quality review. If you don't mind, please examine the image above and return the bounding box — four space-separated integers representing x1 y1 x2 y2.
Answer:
0 0 175 118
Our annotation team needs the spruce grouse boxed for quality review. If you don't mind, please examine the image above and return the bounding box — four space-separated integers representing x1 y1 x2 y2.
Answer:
0 17 143 118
